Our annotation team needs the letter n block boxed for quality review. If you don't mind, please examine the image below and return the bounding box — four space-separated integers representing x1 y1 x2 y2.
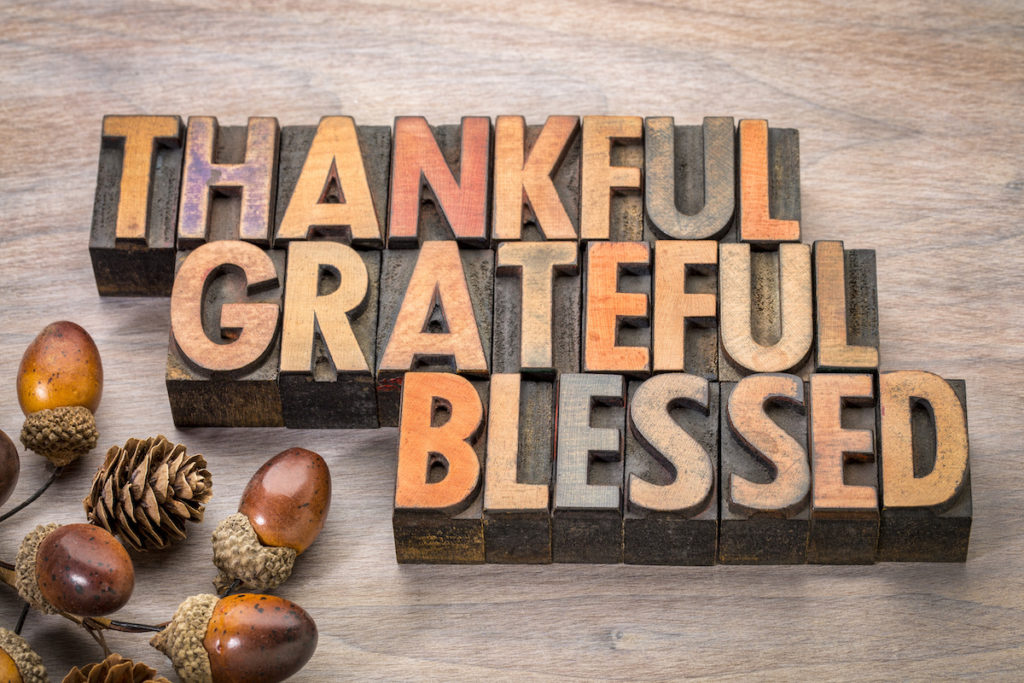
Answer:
90 115 183 296
393 373 487 563
166 242 284 427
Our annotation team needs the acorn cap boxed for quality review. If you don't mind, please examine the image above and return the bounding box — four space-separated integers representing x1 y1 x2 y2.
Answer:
0 627 47 683
149 594 217 683
14 523 59 614
62 653 171 683
20 406 97 466
211 513 296 593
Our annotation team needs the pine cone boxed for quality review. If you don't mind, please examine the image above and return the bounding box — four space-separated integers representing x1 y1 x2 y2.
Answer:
63 653 171 683
83 436 213 552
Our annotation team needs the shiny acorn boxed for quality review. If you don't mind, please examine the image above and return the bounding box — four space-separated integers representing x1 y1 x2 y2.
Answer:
151 593 317 683
0 429 20 507
0 628 47 683
239 447 331 554
212 448 330 592
33 523 134 616
17 321 103 415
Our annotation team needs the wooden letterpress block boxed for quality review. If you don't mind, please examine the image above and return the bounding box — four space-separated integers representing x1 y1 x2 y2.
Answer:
719 243 813 381
492 241 580 375
275 117 389 247
813 241 880 372
644 116 734 241
582 241 651 376
719 374 810 564
652 240 718 378
376 242 492 427
166 241 284 427
279 242 379 428
483 374 553 563
580 116 643 241
624 374 719 565
492 115 580 241
808 373 878 564
393 373 487 563
877 372 971 562
552 373 625 564
177 116 280 248
387 116 492 247
737 120 800 245
90 115 184 297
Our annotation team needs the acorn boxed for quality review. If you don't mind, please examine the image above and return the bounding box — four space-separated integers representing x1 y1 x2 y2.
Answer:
15 523 134 617
0 429 20 507
150 593 317 683
212 448 330 592
17 321 102 466
0 627 47 683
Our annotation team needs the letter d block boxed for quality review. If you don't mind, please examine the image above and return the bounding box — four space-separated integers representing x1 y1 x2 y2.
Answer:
624 375 719 565
166 242 285 427
878 372 971 562
719 375 810 564
393 373 487 563
90 115 183 296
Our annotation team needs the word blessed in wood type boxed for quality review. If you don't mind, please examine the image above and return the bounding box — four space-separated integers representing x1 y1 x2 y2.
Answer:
87 114 972 565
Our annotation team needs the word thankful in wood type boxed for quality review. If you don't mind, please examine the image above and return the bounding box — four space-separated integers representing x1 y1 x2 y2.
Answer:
86 114 971 565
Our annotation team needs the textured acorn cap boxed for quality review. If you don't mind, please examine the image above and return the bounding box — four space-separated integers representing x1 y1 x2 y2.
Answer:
211 513 296 593
0 627 47 683
62 652 171 683
20 406 97 466
150 593 216 683
14 523 59 614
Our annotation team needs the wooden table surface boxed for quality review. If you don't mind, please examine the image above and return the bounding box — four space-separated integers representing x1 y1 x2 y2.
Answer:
1 1 1022 680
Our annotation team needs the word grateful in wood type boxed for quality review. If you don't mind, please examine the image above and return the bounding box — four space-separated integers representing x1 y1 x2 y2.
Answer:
90 115 184 296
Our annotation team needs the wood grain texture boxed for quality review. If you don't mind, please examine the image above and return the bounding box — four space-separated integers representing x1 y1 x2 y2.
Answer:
0 1 1020 679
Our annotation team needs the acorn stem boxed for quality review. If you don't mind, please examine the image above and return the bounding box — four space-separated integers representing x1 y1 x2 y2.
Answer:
220 577 242 598
14 602 29 635
0 466 64 523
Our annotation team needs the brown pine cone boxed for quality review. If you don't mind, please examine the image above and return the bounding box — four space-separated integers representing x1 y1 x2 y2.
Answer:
63 653 171 683
83 436 212 552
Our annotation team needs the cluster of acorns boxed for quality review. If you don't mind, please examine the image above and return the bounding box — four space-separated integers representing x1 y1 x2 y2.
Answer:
1 322 330 682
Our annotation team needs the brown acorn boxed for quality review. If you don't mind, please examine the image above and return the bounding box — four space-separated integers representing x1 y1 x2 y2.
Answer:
17 321 103 465
0 428 20 507
150 593 317 683
15 523 134 617
62 653 171 683
211 448 330 591
0 627 47 683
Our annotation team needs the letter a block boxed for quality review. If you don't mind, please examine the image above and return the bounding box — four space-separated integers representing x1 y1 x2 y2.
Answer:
719 374 810 564
877 372 971 561
393 373 487 563
166 242 285 427
624 374 719 565
90 115 184 296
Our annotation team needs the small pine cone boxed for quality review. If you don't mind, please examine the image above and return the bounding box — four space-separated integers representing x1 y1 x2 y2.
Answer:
150 594 217 683
62 653 171 683
211 513 296 593
20 406 98 466
0 627 47 683
83 436 212 553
